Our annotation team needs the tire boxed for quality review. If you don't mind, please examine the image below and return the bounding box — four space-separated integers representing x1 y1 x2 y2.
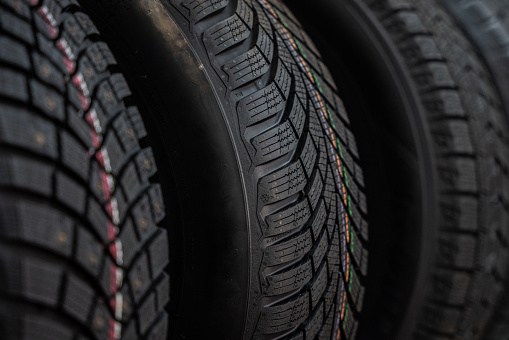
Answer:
437 2 509 337
179 0 370 336
0 1 368 340
285 0 509 339
158 0 368 337
0 0 169 339
441 0 509 129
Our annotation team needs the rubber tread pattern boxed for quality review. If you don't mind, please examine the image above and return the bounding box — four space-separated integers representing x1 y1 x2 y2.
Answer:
0 0 170 339
438 2 509 338
358 0 509 339
168 0 367 339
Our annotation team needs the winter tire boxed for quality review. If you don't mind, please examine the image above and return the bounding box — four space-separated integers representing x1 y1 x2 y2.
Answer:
0 0 170 339
0 0 368 339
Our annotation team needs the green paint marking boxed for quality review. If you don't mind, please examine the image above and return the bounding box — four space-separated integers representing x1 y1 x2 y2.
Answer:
274 9 289 29
308 68 325 97
326 106 336 129
348 268 353 292
315 75 324 94
343 304 349 329
345 171 349 188
351 232 354 252
293 38 307 59
309 69 322 92
337 141 344 159
348 196 353 216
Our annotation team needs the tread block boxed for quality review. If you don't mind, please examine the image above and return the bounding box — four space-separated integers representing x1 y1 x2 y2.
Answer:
126 106 147 139
259 160 307 205
265 229 312 266
265 199 310 237
0 35 30 69
431 120 474 155
257 294 309 333
2 0 31 18
128 251 151 304
438 233 477 269
301 134 318 178
135 148 157 183
102 131 126 175
148 184 165 224
148 229 169 278
138 292 157 334
437 157 477 193
237 81 285 128
400 35 442 64
0 104 58 158
113 112 140 154
439 196 478 232
0 9 34 44
305 302 324 340
0 155 53 195
323 271 341 317
349 267 364 312
21 257 63 306
0 200 74 257
55 171 86 214
120 162 143 201
310 262 327 309
90 301 110 339
307 170 324 211
93 79 125 118
264 259 312 296
145 312 169 339
119 218 138 266
412 61 455 91
311 200 326 242
87 198 110 242
421 304 461 334
30 79 65 120
23 313 74 340
351 234 368 276
181 0 229 23
75 227 103 277
311 230 328 270
252 117 297 163
86 41 116 73
32 52 65 91
155 273 170 311
63 274 95 323
433 270 471 305
203 0 253 55
132 194 157 240
423 90 466 118
223 28 272 89
0 67 28 101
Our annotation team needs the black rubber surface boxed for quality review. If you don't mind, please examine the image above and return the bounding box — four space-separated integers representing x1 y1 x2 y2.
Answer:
438 1 509 339
163 0 368 339
285 0 509 339
441 0 509 126
0 0 170 339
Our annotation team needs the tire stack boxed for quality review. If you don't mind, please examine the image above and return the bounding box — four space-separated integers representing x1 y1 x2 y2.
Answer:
0 0 508 339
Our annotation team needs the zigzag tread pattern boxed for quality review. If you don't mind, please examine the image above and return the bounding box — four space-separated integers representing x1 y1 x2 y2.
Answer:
169 0 368 339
